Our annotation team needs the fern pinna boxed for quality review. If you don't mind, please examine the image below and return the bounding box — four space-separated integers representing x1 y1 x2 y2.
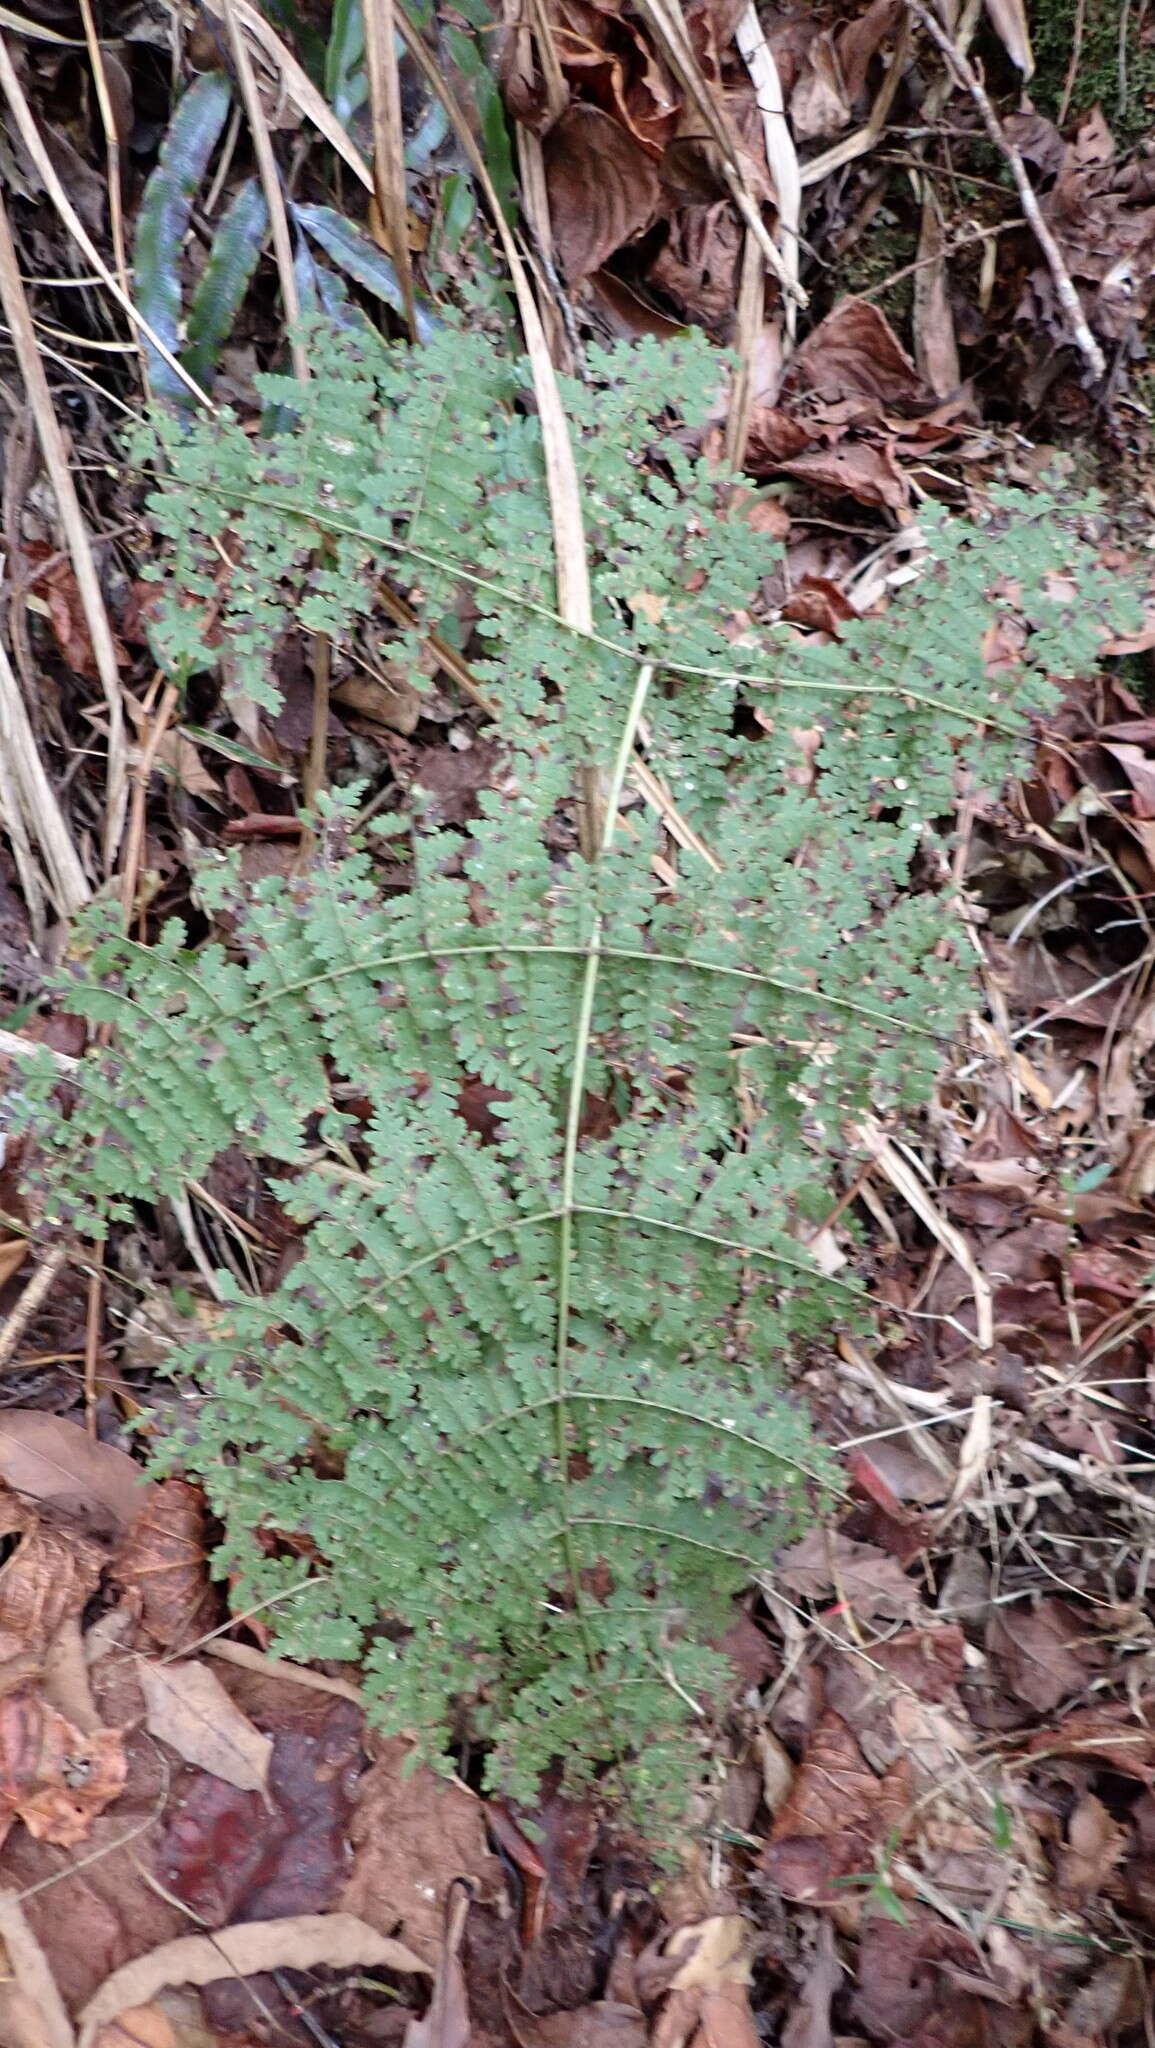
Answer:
22 321 1130 1818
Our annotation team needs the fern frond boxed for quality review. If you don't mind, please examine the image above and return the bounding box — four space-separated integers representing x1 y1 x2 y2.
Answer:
22 316 1139 1826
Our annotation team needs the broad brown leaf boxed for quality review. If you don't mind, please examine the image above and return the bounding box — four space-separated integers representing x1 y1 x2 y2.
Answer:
987 1599 1098 1714
543 103 660 281
763 1710 912 1902
789 299 928 410
776 442 910 513
777 1530 920 1620
0 1413 153 1540
340 1736 500 1965
157 1692 363 1924
138 1660 272 1791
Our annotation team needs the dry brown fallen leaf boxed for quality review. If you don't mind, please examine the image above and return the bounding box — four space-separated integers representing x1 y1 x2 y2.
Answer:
113 1480 218 1656
78 1913 430 2048
137 1659 272 1792
0 1486 105 1663
93 2010 175 2048
543 102 661 282
646 1916 760 2048
0 1413 153 1539
340 1736 500 1964
0 1689 127 1849
987 1597 1097 1714
503 1994 647 2048
776 1529 920 1621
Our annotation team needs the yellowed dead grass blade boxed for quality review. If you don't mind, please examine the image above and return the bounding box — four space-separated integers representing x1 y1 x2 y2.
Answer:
734 3 800 343
363 0 417 337
857 1116 994 1349
220 0 307 382
0 186 128 864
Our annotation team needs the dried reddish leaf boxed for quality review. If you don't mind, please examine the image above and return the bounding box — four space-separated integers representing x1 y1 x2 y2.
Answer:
0 1689 127 1848
505 2002 648 2048
648 198 742 328
0 1490 104 1661
745 407 813 471
789 299 928 410
1057 1793 1126 1897
157 1694 363 1924
762 1710 912 1902
543 103 660 281
341 1737 500 1965
987 1599 1098 1714
113 1479 219 1653
22 540 131 681
850 1912 977 2041
781 576 857 635
0 1413 153 1540
776 441 910 513
1023 1704 1155 1783
838 0 902 100
781 1917 839 2048
777 1530 920 1619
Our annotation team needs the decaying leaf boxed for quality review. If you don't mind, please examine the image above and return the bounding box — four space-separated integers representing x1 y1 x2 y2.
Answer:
781 1916 840 2048
646 1916 760 2048
0 1413 153 1541
543 103 661 281
78 1914 430 2048
340 1737 499 1964
763 1710 912 1903
777 1530 920 1620
138 1660 272 1792
404 1882 471 2048
776 441 910 513
0 1887 77 2048
0 1487 105 1663
1057 1793 1126 1898
987 1598 1098 1714
113 1481 218 1655
0 1689 127 1849
155 1687 363 1925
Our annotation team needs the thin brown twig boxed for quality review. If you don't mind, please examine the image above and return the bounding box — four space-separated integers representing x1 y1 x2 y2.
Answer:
1058 0 1087 123
903 0 1106 382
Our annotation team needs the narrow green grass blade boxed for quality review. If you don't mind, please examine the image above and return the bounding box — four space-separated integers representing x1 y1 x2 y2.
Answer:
181 179 269 392
325 0 368 128
291 202 439 339
134 71 233 405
